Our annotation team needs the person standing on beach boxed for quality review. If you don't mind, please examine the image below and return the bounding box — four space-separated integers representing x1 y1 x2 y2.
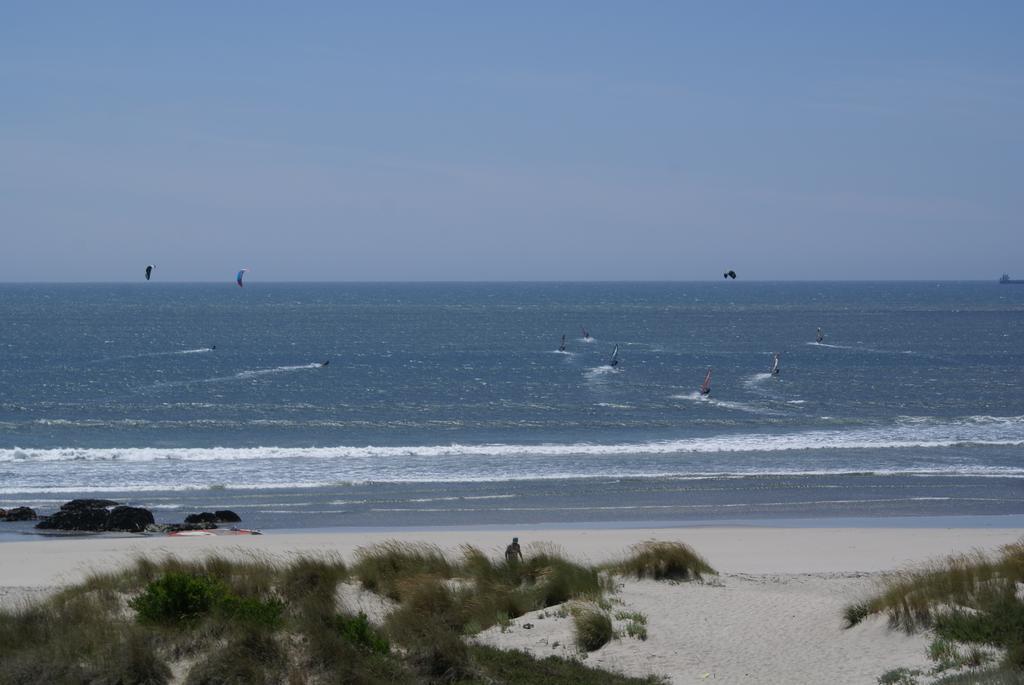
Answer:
505 537 523 562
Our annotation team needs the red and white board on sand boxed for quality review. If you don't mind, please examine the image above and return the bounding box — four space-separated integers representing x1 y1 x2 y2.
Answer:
167 528 262 537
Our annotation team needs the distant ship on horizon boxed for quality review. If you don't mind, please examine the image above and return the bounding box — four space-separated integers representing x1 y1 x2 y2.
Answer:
999 274 1024 284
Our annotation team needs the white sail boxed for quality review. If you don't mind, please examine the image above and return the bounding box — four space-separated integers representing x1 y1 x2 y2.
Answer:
770 353 780 375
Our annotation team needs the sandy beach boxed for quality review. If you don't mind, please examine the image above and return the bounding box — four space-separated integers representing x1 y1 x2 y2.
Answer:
2 525 1020 683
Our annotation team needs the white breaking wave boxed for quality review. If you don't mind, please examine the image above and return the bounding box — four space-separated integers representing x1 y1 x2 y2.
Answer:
3 415 1023 464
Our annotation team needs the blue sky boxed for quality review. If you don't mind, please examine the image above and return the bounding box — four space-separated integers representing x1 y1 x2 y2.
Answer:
2 2 1022 281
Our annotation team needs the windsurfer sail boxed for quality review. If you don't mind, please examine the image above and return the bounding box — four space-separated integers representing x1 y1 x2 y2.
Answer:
609 344 619 367
815 327 824 344
699 368 712 396
558 334 567 352
145 264 155 281
236 269 248 288
581 327 590 341
770 352 780 376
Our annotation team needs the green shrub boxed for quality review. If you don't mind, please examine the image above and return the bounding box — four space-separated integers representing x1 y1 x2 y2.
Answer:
614 541 716 581
844 601 873 627
574 606 614 652
130 571 283 629
130 572 228 623
335 612 390 654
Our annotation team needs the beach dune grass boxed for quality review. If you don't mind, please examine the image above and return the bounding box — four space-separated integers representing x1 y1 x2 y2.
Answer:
0 542 682 684
611 541 716 581
845 541 1024 678
574 604 615 652
352 540 454 600
468 644 667 684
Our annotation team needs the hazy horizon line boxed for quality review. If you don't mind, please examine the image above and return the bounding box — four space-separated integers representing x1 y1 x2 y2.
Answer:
0 279 1012 285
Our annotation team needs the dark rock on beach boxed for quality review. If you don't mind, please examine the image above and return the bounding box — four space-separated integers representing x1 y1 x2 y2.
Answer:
185 510 241 524
184 512 218 524
3 506 38 522
106 506 155 533
37 506 110 531
35 499 154 533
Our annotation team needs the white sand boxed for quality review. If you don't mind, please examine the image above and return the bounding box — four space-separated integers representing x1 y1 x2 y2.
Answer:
1 526 1020 683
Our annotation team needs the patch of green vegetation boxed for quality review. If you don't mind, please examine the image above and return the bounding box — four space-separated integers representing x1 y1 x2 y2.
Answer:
130 571 229 623
0 540 696 684
877 667 923 685
615 610 649 641
574 605 614 652
279 553 347 602
130 571 283 629
614 610 647 625
465 645 668 684
334 611 390 654
611 541 716 581
850 541 1024 679
353 541 454 600
930 668 1024 684
844 600 873 628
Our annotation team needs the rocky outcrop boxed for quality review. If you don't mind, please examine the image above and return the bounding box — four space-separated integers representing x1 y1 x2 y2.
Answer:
3 506 38 522
106 506 155 533
185 510 241 524
35 500 154 532
36 505 110 531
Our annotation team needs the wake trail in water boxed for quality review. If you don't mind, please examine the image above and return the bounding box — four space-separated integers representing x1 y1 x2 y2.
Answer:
671 391 772 414
96 347 216 363
149 363 323 389
233 363 321 380
744 373 773 387
584 365 620 379
807 341 915 355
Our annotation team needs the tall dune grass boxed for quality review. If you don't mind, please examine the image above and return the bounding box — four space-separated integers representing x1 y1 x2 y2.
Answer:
352 541 454 600
845 541 1024 677
0 540 684 684
610 541 716 581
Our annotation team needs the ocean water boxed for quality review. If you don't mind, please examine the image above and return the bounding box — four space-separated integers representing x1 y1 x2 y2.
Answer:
1 282 1022 531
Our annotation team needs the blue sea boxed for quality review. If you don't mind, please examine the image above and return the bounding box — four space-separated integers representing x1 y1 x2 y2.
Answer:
1 282 1022 532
